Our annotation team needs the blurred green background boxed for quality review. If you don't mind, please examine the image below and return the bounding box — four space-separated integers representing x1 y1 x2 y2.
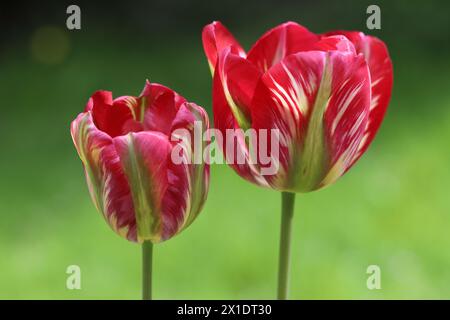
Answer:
1 0 450 299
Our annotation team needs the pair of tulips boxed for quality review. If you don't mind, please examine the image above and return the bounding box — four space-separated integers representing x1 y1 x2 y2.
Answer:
71 21 393 299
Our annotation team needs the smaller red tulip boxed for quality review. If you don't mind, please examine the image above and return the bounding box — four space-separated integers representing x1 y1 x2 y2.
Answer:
71 81 210 243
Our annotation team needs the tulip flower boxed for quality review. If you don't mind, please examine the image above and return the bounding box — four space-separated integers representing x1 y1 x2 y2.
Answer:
202 21 393 299
70 81 210 299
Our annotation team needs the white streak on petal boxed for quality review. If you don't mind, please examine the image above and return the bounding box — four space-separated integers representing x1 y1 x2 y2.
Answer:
331 82 364 135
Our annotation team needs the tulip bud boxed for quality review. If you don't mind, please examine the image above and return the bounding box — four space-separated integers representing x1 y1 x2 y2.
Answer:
71 81 210 243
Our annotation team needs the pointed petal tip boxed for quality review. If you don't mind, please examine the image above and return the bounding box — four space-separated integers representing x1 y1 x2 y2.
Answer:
281 20 301 28
140 79 153 96
202 21 245 75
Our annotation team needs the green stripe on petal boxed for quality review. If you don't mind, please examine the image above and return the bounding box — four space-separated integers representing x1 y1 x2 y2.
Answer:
124 134 158 241
71 111 140 242
184 104 210 229
114 132 172 243
295 54 332 191
73 113 109 216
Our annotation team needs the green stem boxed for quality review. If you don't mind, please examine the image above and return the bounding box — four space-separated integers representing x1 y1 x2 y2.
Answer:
142 240 153 300
277 192 295 300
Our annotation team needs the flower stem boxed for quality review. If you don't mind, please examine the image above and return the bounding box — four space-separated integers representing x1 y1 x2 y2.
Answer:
277 192 295 300
142 240 153 300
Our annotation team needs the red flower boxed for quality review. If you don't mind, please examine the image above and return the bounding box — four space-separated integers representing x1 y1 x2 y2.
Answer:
71 81 210 243
202 21 393 192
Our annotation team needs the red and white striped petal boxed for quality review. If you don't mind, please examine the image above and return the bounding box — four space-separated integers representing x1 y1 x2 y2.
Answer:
320 52 371 187
252 51 371 192
100 143 139 241
70 112 138 241
202 21 246 75
213 48 269 186
113 131 172 243
164 102 211 238
324 31 393 167
246 21 319 72
251 52 324 190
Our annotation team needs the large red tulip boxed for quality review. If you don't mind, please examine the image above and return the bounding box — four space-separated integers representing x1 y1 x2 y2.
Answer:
202 21 393 192
71 81 210 243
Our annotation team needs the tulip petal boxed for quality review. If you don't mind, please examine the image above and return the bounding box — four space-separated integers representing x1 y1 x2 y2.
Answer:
88 91 137 138
84 90 112 112
179 103 210 225
164 102 210 239
213 48 269 186
100 143 139 241
314 35 357 55
324 31 393 167
71 112 138 241
214 47 261 130
251 52 323 189
112 95 145 134
320 52 371 186
252 51 370 191
137 81 187 135
246 21 319 72
202 21 246 75
113 131 172 243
